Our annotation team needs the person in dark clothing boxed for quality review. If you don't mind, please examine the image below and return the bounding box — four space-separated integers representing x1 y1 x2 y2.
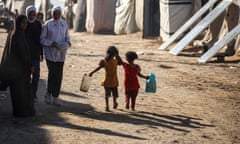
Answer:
25 5 43 102
1 15 35 117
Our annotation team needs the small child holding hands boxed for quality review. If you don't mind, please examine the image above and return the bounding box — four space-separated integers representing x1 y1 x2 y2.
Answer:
122 51 149 111
89 46 122 111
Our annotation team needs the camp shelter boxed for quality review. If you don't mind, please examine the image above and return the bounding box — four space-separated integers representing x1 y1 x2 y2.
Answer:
159 0 240 63
85 0 116 33
160 0 193 41
114 0 160 37
142 0 160 38
114 0 137 34
73 0 86 32
135 0 144 31
135 0 161 38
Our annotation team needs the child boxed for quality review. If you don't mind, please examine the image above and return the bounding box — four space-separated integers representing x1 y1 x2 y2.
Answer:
89 46 122 111
37 12 44 24
122 51 148 111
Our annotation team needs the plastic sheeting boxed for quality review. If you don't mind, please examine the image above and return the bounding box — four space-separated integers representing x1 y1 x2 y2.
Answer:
160 0 193 41
114 0 137 34
73 0 86 32
135 0 144 31
135 0 160 38
143 0 160 37
85 0 116 33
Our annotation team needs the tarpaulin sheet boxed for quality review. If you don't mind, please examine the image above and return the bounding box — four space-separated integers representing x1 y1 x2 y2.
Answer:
86 0 116 33
114 0 137 34
160 0 193 41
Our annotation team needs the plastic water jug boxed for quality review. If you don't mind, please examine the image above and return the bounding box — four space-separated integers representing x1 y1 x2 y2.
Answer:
80 74 92 92
145 73 156 93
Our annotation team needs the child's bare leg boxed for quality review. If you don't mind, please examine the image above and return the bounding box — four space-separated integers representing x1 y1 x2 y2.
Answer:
131 90 138 111
104 87 110 111
125 92 130 109
105 96 109 111
113 96 118 109
131 95 136 111
113 88 118 109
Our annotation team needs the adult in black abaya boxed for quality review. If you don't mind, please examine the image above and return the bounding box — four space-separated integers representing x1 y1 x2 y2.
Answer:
1 15 35 117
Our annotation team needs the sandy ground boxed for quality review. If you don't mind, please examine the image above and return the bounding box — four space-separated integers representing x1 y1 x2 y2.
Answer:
0 29 240 144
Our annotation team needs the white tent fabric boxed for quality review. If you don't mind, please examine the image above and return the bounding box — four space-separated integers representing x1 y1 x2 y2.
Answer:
135 0 144 31
5 0 15 12
114 0 138 34
160 0 193 41
85 0 116 33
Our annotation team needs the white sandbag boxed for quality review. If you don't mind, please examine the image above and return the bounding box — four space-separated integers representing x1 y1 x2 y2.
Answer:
160 0 193 41
114 0 138 34
85 0 116 33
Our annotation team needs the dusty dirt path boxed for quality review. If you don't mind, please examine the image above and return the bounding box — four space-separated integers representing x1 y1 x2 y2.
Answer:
0 30 240 144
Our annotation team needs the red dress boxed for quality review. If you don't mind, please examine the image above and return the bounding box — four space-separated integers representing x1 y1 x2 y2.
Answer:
123 62 141 92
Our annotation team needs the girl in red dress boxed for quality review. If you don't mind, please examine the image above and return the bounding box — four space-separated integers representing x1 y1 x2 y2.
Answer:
122 51 149 111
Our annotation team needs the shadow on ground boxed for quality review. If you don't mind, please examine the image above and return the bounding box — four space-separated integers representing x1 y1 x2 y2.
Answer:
0 79 147 143
0 79 215 143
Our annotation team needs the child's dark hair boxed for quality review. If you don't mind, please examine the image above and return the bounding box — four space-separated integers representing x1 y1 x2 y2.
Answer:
37 12 44 17
107 46 119 56
126 51 138 62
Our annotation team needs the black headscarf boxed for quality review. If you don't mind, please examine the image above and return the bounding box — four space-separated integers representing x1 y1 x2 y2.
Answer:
1 15 26 61
0 15 29 82
15 15 27 32
1 14 30 68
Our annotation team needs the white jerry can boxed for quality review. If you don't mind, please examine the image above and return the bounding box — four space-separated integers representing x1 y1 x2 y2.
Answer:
80 74 92 92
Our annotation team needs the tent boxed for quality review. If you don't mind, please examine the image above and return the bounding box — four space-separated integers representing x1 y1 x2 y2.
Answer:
116 0 160 37
160 0 193 41
159 0 240 63
135 0 144 31
114 0 137 34
73 0 86 32
85 0 116 33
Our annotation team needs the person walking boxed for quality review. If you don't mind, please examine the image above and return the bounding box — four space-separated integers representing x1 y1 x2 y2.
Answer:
122 51 149 111
0 15 35 117
25 5 43 102
89 46 122 111
40 6 71 106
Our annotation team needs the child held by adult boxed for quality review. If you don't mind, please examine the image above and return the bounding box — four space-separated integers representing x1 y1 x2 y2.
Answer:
89 46 122 112
122 51 149 111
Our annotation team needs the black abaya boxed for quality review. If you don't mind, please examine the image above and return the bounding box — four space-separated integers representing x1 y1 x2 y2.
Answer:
1 15 35 117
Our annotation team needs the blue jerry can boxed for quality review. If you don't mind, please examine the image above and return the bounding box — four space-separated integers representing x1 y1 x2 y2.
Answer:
145 73 156 93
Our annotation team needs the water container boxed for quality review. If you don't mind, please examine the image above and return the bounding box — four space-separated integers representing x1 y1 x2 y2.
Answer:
145 73 156 93
80 74 92 92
